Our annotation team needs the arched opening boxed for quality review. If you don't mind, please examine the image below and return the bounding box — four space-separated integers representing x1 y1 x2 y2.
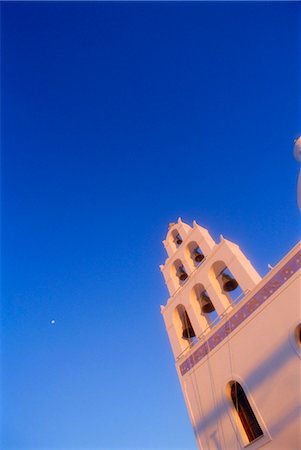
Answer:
186 241 205 267
192 284 219 327
229 381 263 443
211 261 242 303
175 304 197 343
171 259 188 286
171 229 183 248
295 324 301 347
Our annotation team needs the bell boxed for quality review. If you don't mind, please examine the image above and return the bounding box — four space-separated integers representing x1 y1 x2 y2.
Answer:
193 248 205 263
200 292 215 314
222 273 238 292
175 234 183 246
182 324 196 340
177 266 188 281
182 312 196 340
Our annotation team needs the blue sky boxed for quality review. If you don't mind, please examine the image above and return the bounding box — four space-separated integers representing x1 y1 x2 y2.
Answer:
1 2 299 449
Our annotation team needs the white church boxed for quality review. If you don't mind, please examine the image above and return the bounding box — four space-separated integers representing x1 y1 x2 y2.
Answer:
160 217 300 450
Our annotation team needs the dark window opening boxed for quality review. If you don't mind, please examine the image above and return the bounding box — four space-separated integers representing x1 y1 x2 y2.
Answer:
176 265 188 282
192 247 205 265
221 270 238 292
230 382 263 443
174 233 183 246
296 324 301 346
198 291 215 314
176 305 196 343
216 266 243 303
181 310 196 341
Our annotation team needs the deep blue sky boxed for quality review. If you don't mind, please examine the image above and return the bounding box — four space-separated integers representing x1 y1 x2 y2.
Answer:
1 2 299 449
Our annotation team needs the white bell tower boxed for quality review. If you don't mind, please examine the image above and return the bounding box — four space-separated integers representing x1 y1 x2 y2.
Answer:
160 218 301 450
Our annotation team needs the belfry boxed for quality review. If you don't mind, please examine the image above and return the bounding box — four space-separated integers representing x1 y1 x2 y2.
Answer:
160 218 301 449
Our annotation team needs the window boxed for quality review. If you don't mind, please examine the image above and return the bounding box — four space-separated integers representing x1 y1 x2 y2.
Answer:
230 382 263 443
288 323 301 359
173 231 183 247
188 242 205 266
176 264 188 282
173 259 188 285
175 304 196 342
193 248 204 264
181 310 196 341
295 324 301 347
214 263 243 303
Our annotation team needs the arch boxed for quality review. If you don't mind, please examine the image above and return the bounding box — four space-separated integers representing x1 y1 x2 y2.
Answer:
227 381 263 444
192 283 206 302
186 241 205 267
209 260 226 292
171 259 188 286
169 228 183 248
209 260 241 302
173 304 196 343
191 283 219 328
295 324 301 347
289 322 301 359
190 283 207 319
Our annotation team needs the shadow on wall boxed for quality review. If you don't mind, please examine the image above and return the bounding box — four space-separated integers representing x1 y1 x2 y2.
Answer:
192 337 299 443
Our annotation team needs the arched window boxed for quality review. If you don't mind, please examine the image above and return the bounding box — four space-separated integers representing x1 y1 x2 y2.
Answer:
171 229 183 247
175 305 196 342
172 259 188 285
177 265 188 282
211 261 242 302
186 241 205 266
295 324 301 347
230 382 263 443
288 323 301 359
192 284 218 327
219 268 238 293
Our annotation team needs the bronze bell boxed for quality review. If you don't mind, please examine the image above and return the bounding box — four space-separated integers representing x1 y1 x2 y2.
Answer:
200 292 215 314
182 324 196 340
182 313 196 340
222 273 238 292
175 234 183 246
193 248 205 263
177 266 188 281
